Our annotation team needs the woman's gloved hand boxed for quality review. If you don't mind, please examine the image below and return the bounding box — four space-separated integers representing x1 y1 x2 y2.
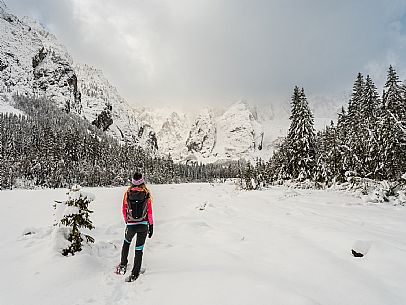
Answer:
148 224 153 238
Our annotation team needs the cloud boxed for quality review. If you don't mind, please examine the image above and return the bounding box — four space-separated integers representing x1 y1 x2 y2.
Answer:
6 0 406 107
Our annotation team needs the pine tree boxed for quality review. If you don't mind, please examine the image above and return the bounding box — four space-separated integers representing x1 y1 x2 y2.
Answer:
57 185 95 256
377 66 406 180
346 73 365 176
361 75 380 178
383 66 403 114
286 87 316 180
347 73 365 126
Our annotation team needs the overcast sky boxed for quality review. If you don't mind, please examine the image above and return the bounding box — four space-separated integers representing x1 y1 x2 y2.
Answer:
6 0 406 107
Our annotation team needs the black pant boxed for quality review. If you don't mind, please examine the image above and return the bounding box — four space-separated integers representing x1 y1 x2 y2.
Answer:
120 224 148 276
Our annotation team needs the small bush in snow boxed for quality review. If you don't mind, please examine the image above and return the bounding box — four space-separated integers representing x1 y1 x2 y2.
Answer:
54 185 95 256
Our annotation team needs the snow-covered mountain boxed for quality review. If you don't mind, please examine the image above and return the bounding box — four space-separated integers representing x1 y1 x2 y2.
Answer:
134 106 192 157
186 108 216 158
74 63 157 150
0 1 80 111
0 0 345 163
133 101 272 163
211 102 264 161
0 1 157 150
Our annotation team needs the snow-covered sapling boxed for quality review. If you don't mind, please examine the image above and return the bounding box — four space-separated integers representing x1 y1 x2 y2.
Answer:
55 185 95 256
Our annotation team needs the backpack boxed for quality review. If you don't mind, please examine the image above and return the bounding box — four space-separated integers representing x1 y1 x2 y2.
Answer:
126 189 148 222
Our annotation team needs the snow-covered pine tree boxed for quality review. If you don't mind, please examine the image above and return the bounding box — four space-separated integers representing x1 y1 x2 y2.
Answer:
346 73 365 176
286 87 301 178
377 66 406 180
361 75 380 178
56 185 95 256
383 66 404 115
286 87 316 180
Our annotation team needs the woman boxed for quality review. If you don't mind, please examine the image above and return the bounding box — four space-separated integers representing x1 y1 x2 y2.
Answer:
116 173 154 282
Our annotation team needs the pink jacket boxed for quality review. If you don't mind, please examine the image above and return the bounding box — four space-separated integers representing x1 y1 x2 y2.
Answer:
122 187 154 225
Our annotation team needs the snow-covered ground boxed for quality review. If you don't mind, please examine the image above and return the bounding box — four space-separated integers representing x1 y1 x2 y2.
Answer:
1 183 406 305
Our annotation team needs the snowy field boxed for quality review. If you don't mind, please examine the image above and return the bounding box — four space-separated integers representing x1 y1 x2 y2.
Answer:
1 183 406 305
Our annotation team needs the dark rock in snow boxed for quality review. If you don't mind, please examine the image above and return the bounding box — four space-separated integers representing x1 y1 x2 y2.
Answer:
351 240 372 257
351 249 364 257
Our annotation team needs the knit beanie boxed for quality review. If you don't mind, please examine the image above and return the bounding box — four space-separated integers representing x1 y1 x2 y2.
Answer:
131 173 144 185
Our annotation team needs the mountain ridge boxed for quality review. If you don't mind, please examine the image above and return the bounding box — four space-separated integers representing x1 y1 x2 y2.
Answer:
0 1 344 163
